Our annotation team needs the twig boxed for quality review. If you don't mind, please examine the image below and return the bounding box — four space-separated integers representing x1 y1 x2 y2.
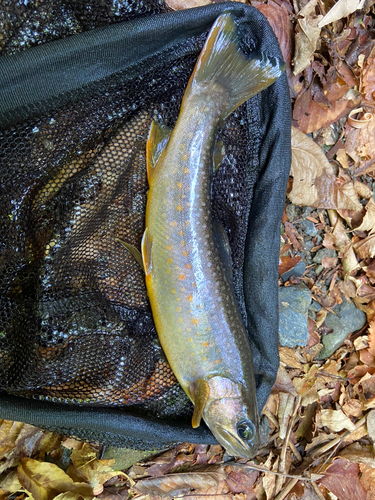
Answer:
273 477 299 500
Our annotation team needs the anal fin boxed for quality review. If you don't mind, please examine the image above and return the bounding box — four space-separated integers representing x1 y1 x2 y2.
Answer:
117 239 144 272
192 379 210 428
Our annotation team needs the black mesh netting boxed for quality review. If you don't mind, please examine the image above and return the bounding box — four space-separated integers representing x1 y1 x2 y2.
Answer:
0 0 291 449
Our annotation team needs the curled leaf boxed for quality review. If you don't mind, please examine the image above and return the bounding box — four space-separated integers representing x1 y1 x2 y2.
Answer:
318 0 366 28
348 108 374 129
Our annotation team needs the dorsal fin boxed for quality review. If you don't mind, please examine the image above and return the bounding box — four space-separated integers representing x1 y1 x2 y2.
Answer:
146 121 171 184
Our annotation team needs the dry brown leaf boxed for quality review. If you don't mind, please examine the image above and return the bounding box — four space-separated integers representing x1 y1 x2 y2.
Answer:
366 408 375 441
321 256 338 268
342 399 363 418
273 365 299 395
327 210 360 278
318 458 367 500
359 463 375 497
355 198 375 233
0 423 45 474
279 346 304 369
68 459 121 496
353 233 375 259
290 128 361 210
279 255 302 275
0 472 22 500
337 149 350 170
293 0 322 75
369 319 375 356
317 409 356 432
0 421 24 460
17 458 93 500
262 453 278 500
318 0 365 27
362 45 375 101
346 118 375 167
354 180 373 200
132 471 226 496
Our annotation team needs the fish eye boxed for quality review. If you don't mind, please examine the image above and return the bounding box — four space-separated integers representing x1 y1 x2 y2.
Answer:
236 420 256 443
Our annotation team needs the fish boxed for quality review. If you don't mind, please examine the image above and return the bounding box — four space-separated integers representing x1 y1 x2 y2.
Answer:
121 12 283 458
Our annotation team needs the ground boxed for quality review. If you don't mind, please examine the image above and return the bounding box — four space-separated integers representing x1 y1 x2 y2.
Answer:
1 0 375 498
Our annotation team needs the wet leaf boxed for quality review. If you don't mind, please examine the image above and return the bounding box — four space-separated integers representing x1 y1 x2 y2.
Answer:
290 128 361 210
17 458 93 500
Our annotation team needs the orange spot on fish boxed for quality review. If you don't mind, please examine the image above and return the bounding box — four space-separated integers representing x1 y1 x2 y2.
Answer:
203 341 209 347
167 258 173 264
182 250 188 257
170 221 177 227
192 318 199 325
188 337 192 342
185 263 191 269
202 356 207 361
182 154 188 161
166 245 172 250
206 326 211 331
176 205 183 212
181 240 186 246
215 359 221 364
176 306 182 312
179 274 185 280
183 167 190 174
177 182 183 189
193 282 197 288
167 269 171 274
185 220 190 226
178 317 182 323
187 295 193 302
178 230 184 236
170 289 176 294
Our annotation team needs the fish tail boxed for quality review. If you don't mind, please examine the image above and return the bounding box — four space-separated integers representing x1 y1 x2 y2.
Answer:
189 13 284 119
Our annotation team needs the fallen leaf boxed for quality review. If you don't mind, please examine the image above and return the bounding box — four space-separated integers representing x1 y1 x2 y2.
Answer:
353 233 375 259
318 409 356 432
224 467 258 497
321 256 338 268
17 458 93 500
289 128 361 210
366 409 375 441
279 346 304 369
354 198 375 233
279 255 302 275
346 118 375 167
132 471 226 496
327 210 360 278
0 423 45 474
353 180 373 200
0 471 23 500
362 45 375 101
0 421 24 460
293 0 323 75
318 0 366 28
359 463 375 497
318 458 367 500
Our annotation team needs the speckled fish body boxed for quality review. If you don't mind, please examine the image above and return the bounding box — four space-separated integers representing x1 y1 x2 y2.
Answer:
142 14 283 458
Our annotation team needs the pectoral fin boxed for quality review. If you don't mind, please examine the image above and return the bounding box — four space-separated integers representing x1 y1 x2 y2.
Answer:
192 379 210 428
213 220 233 283
146 121 171 184
141 227 153 277
117 239 144 272
213 140 225 172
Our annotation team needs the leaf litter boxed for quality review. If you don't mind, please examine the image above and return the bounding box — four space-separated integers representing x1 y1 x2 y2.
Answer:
2 0 375 499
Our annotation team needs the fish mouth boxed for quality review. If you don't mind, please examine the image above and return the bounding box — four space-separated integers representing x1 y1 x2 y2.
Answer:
215 426 257 459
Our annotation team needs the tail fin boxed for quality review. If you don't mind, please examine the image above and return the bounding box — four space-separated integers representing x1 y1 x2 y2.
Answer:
189 13 284 120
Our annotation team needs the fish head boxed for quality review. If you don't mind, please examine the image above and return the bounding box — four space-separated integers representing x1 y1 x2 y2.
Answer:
203 375 259 458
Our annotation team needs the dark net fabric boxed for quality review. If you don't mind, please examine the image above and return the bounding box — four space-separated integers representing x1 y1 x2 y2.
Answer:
0 0 291 448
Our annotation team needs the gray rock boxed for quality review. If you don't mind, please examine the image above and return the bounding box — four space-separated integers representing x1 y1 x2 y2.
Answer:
317 300 367 360
286 204 298 222
309 300 321 312
281 260 306 282
312 248 337 264
301 220 317 237
305 240 315 251
279 284 312 347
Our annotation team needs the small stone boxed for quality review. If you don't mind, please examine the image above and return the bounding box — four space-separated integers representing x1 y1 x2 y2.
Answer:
309 301 321 312
315 264 323 275
281 260 306 282
305 240 315 251
279 284 312 347
317 300 367 360
300 219 317 237
286 204 298 222
313 248 337 264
